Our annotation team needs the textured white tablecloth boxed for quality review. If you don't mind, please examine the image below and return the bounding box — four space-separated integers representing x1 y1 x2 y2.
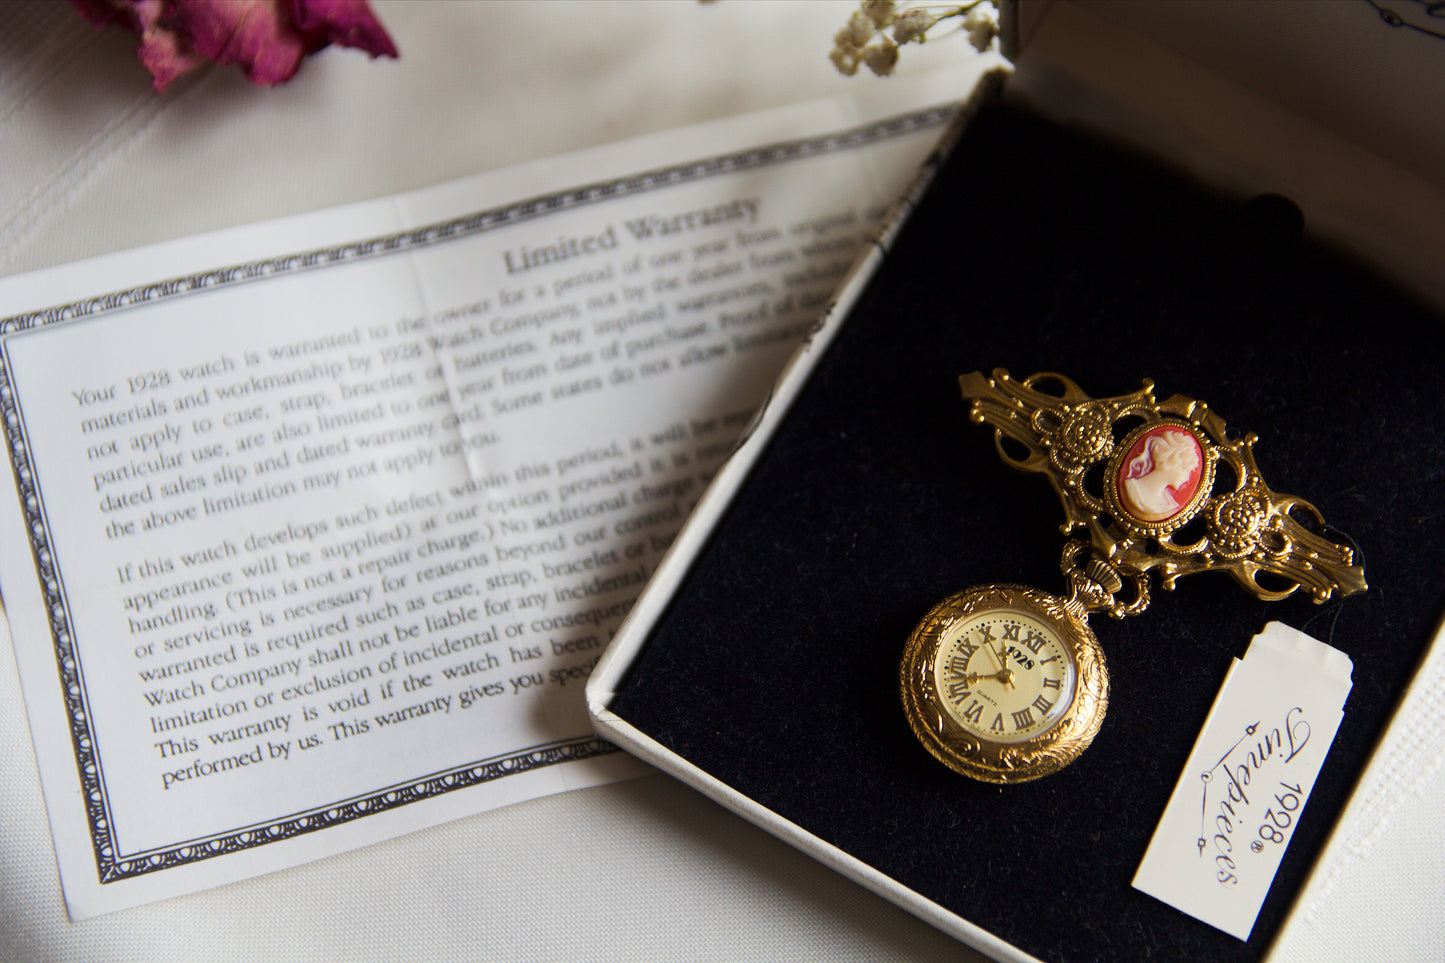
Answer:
4 2 1440 960
0 2 987 960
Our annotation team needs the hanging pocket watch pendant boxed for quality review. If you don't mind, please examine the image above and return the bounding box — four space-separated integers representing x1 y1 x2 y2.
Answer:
901 584 1108 783
900 370 1368 784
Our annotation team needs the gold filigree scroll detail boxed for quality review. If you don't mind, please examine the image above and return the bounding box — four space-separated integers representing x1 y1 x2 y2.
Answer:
959 369 1367 616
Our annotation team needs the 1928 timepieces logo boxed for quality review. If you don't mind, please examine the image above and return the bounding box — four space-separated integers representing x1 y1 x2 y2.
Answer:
1196 709 1313 887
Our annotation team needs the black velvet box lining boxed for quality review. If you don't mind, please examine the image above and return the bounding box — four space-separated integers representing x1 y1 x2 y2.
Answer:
609 101 1445 962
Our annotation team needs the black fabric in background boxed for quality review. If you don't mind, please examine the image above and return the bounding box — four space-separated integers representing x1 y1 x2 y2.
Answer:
610 102 1445 962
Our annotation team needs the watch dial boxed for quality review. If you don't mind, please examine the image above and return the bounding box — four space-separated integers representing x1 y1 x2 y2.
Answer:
932 609 1077 744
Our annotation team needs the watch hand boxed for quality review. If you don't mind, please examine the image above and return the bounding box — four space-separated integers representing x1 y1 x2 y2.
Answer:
993 642 1015 689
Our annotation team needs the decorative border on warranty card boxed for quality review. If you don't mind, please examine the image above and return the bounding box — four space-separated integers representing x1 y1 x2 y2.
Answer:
0 105 954 335
0 103 957 883
104 738 615 881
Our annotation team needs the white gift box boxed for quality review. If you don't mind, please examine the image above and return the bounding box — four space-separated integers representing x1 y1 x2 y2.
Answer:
589 4 1445 960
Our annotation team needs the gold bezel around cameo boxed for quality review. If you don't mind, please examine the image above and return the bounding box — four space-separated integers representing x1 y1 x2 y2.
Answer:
1104 421 1216 536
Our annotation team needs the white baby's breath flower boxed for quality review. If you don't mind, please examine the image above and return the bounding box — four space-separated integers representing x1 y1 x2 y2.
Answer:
841 9 876 47
862 36 899 75
891 8 940 44
829 0 997 76
829 42 863 76
963 4 998 52
862 0 897 28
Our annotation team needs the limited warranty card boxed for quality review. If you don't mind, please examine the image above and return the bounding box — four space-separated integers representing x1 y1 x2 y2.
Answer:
1133 622 1353 940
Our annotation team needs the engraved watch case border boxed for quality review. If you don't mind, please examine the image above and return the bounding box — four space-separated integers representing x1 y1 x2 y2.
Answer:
900 584 1109 784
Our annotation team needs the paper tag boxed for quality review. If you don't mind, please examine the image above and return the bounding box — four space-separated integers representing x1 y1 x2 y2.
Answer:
1132 622 1353 940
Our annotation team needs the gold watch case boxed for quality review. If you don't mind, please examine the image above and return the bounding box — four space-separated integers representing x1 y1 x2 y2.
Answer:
900 584 1109 784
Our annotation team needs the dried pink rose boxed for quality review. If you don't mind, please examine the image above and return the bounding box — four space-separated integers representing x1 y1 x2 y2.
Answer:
71 0 398 92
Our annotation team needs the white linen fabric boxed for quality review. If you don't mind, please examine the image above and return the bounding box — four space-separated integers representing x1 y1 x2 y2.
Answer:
0 2 985 961
4 1 1438 960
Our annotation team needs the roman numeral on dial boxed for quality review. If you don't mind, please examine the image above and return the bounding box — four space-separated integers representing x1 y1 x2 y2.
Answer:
947 679 972 704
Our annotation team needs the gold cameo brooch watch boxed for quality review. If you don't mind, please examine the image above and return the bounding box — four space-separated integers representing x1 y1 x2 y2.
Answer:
900 370 1367 784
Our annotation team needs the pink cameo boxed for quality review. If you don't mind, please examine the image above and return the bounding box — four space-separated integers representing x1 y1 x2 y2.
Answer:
1116 426 1203 523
